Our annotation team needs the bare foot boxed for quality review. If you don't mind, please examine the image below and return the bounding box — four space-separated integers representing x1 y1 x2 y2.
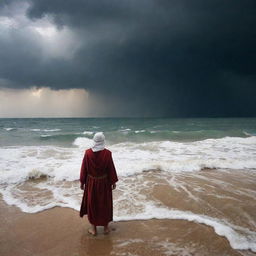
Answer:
88 228 97 236
104 226 110 235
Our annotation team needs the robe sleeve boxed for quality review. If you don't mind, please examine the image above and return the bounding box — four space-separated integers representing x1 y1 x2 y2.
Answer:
80 152 88 186
108 152 118 185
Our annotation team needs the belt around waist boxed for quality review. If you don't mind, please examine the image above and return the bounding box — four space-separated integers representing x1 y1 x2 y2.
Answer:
88 174 107 179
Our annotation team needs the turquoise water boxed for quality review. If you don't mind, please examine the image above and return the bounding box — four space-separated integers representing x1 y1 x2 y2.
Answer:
0 117 255 147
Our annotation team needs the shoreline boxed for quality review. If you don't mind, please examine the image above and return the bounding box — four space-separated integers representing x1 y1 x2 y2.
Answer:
0 196 252 256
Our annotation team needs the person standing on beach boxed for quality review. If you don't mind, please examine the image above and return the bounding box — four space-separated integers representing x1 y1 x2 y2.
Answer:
80 132 118 236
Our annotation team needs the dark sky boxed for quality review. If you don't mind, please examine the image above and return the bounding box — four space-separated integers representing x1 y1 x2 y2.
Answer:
0 0 256 117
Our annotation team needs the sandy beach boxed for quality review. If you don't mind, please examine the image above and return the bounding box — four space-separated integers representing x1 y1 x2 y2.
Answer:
0 197 244 256
1 168 256 256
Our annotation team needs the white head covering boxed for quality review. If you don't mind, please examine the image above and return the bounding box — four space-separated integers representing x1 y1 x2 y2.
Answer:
91 132 105 152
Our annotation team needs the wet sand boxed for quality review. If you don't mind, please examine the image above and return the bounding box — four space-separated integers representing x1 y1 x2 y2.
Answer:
0 195 253 256
1 168 256 256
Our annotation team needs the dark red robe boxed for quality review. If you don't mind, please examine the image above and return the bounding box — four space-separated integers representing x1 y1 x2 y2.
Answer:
79 148 118 226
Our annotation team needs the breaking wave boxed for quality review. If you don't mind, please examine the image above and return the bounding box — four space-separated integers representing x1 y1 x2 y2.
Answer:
0 136 255 185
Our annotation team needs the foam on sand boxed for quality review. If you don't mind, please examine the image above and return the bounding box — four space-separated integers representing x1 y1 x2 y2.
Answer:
1 180 255 252
115 204 256 252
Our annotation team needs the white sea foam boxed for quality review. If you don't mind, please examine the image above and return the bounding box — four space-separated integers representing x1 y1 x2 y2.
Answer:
30 128 61 132
155 240 196 256
73 137 93 148
0 136 256 186
119 128 131 133
116 239 144 247
0 146 82 184
42 129 61 132
27 169 50 179
83 131 94 135
134 130 146 133
116 206 256 252
30 129 61 132
150 130 159 133
172 130 181 134
4 127 15 131
40 134 52 138
110 136 256 175
243 131 256 136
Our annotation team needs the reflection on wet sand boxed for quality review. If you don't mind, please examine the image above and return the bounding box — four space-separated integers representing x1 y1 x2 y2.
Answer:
79 228 113 256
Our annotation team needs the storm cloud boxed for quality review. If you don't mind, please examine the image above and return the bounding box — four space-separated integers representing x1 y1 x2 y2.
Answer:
0 0 255 117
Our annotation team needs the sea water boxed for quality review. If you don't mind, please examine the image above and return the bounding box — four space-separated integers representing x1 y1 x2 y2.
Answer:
0 118 256 252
